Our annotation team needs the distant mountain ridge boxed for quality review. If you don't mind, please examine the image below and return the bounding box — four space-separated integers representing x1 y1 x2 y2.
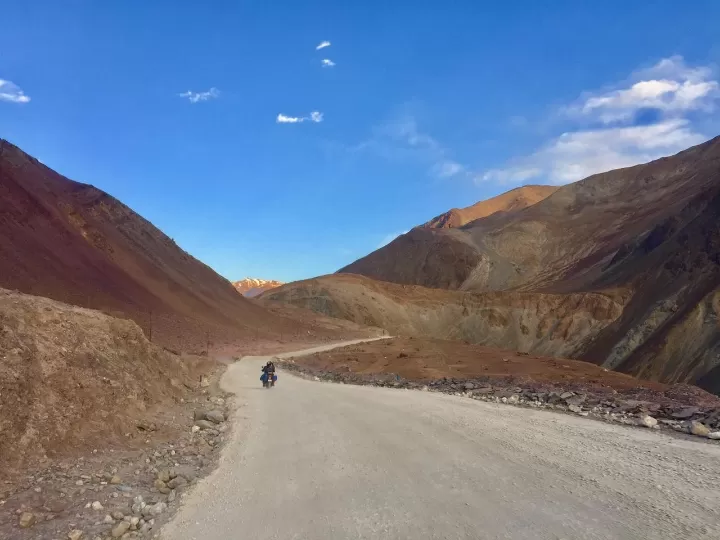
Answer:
421 185 558 229
270 136 720 392
233 278 284 297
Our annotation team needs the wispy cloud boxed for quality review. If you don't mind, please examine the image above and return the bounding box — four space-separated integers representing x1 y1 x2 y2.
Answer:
178 87 219 103
321 59 336 68
276 111 324 124
316 41 331 50
0 79 31 103
481 56 719 185
350 114 467 179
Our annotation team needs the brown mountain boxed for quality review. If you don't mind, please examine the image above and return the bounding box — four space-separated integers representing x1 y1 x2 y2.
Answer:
421 185 557 229
0 139 355 354
267 136 720 391
233 278 284 297
340 137 720 293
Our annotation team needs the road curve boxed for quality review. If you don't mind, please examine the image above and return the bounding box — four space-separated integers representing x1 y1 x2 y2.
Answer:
162 340 720 540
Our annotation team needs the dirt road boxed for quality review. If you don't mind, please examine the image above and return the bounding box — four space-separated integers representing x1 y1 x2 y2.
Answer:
162 341 720 540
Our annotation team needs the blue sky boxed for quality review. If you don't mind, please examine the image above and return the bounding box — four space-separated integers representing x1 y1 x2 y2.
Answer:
2 1 720 282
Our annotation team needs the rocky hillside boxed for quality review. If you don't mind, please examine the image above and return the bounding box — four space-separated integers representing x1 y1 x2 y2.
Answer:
0 288 213 474
421 185 557 229
269 137 720 391
0 139 354 354
261 274 624 360
232 278 284 297
340 137 720 294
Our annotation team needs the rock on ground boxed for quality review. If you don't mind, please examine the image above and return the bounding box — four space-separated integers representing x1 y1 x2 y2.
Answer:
18 512 36 528
690 421 711 437
639 415 658 428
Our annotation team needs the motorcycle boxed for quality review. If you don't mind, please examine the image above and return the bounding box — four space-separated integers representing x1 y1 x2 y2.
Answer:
261 370 277 389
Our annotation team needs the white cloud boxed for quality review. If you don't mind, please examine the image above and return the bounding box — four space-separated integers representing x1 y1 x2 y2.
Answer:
434 161 465 178
568 56 719 124
321 59 336 68
377 231 409 249
353 115 467 179
276 111 324 124
482 119 704 185
0 79 31 103
482 56 719 185
276 113 303 124
178 87 219 103
316 41 331 50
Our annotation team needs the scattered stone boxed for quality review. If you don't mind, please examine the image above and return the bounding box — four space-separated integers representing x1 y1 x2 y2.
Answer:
109 475 121 485
154 479 171 494
111 521 131 538
19 512 36 528
473 387 493 395
205 410 225 424
131 499 146 514
150 502 167 516
191 425 201 433
91 501 104 510
75 480 84 486
195 420 217 430
68 529 84 540
690 421 710 437
639 415 658 428
708 432 720 440
130 516 140 530
568 404 582 414
167 476 188 490
167 490 177 503
104 514 115 524
672 407 700 419
157 469 172 483
565 395 587 407
172 466 197 482
136 421 156 432
560 391 575 400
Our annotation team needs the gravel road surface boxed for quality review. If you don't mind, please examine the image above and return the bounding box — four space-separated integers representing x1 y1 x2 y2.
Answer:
162 340 720 540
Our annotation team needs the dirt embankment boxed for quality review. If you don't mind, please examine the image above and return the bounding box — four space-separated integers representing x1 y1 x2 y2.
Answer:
281 337 720 438
0 288 216 478
261 274 624 358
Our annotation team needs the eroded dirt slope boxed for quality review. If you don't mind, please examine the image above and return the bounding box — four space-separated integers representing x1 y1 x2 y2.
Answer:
261 274 624 359
0 288 214 477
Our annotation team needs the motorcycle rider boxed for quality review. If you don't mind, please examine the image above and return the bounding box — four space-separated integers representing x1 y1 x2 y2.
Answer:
261 360 276 385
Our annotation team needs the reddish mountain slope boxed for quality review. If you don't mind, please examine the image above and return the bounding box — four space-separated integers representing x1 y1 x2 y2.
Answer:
341 137 720 294
233 278 284 297
0 139 350 353
421 185 557 229
281 137 720 390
